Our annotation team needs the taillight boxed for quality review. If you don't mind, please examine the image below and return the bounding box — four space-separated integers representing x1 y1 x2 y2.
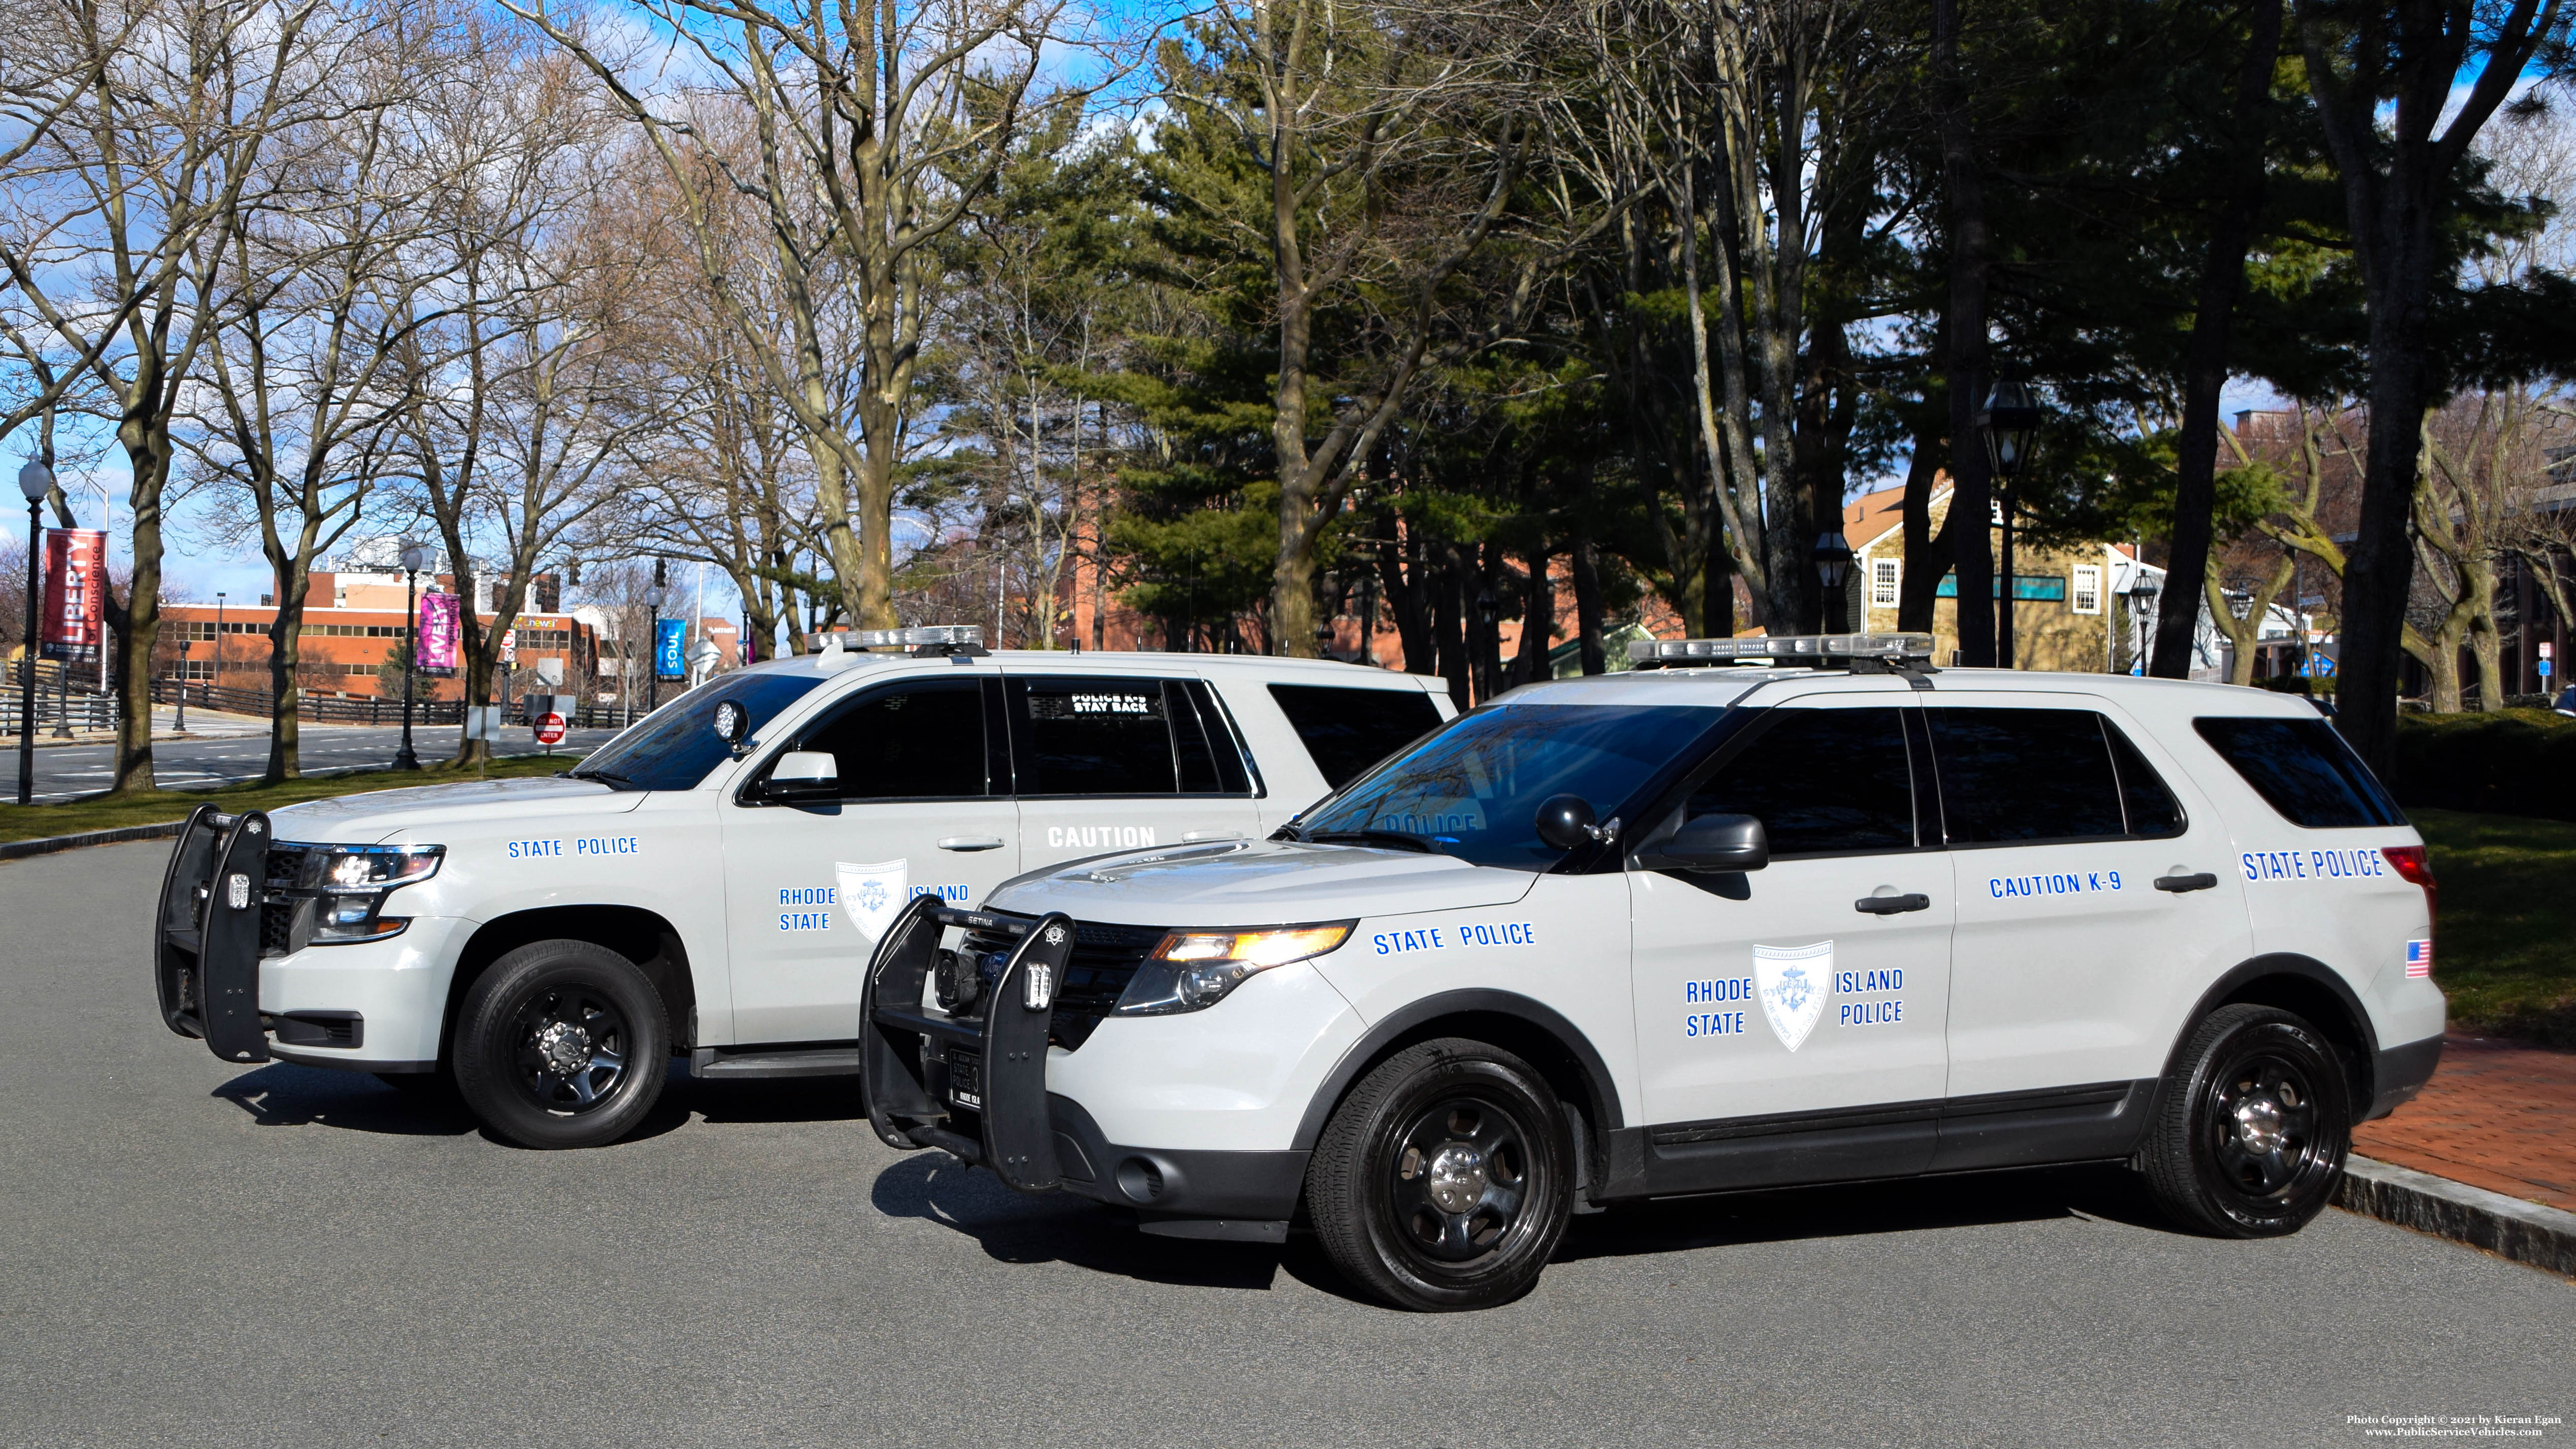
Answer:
2383 845 2437 926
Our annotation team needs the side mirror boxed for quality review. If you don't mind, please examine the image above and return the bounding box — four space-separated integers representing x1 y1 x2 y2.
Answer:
1534 793 1597 851
1635 813 1769 874
762 750 839 802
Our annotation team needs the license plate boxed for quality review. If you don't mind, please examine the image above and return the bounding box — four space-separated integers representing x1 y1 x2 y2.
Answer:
948 1049 982 1110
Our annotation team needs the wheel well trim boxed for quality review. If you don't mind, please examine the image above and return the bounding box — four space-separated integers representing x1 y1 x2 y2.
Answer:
2163 952 2382 1109
1289 989 1624 1154
440 904 700 1061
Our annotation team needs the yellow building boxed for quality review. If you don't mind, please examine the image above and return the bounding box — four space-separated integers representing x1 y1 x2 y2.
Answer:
1842 482 2139 673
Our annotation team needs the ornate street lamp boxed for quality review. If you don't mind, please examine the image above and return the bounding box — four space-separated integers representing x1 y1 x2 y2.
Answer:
16 460 51 805
643 557 668 714
1974 371 2042 668
1811 531 1854 632
2124 569 2161 676
394 538 427 770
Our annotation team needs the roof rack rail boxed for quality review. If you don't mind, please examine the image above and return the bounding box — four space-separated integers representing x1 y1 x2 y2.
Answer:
1627 632 1936 671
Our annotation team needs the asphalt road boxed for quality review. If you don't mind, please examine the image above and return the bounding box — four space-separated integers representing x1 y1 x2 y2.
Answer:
15 721 622 802
3 843 2568 1448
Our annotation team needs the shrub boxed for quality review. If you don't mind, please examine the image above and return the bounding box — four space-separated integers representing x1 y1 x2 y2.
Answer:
2391 709 2576 823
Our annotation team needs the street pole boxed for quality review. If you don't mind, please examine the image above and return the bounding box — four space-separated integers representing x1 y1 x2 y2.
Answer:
1997 488 2015 669
16 462 48 806
174 642 188 732
213 592 224 696
394 546 422 770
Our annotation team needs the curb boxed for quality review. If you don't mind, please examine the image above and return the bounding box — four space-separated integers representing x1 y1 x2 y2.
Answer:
2337 1154 2576 1277
0 820 186 862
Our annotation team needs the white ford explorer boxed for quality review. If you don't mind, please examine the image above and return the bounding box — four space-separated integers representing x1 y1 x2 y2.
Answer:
153 628 1452 1147
857 633 2445 1310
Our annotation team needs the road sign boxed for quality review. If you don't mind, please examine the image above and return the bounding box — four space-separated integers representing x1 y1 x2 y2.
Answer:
534 711 567 746
2543 659 2555 680
2539 642 2554 659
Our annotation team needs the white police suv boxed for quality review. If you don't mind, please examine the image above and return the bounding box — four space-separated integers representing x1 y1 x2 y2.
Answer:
859 633 2445 1310
153 628 1452 1148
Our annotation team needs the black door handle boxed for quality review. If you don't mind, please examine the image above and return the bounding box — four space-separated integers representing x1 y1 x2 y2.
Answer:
2155 872 2219 893
1854 892 1931 915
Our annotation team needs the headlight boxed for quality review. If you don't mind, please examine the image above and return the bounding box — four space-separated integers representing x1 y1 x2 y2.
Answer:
1112 922 1353 1016
277 843 444 944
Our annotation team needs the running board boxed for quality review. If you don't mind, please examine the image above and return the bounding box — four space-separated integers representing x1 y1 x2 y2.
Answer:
688 1045 864 1079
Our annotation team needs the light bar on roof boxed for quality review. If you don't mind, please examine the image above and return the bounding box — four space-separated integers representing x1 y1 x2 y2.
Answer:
1627 632 1936 665
811 625 986 651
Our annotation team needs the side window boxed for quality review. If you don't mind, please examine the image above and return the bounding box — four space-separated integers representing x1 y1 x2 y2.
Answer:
2104 721 2186 838
2193 716 2404 828
1684 707 1918 856
1927 707 2126 844
794 679 988 799
1171 680 1254 795
1010 676 1186 796
1267 684 1444 788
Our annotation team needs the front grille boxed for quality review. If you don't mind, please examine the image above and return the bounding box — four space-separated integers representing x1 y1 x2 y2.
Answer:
960 920 1166 1051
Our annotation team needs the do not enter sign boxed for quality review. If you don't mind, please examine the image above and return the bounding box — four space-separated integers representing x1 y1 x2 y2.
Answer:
534 711 567 746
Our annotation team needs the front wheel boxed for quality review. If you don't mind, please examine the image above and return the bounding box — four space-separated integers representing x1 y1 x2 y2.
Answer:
453 940 669 1149
2141 1004 2351 1237
1306 1039 1573 1312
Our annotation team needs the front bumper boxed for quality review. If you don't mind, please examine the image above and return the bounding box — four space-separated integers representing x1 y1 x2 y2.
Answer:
155 805 459 1073
860 899 1309 1238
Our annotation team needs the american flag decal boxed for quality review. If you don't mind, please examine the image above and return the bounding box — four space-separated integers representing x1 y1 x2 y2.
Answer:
2405 939 2433 979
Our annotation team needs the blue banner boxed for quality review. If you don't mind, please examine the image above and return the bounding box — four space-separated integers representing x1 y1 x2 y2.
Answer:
656 618 687 678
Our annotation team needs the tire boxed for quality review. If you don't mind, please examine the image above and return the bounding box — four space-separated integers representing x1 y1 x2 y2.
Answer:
1306 1039 1573 1312
452 940 669 1149
2141 1003 2351 1237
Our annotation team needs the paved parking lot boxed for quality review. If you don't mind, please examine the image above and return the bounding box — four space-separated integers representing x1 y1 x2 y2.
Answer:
3 842 2567 1447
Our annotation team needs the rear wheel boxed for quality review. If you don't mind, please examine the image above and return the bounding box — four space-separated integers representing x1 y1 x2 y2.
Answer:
1306 1039 1572 1312
453 940 669 1149
2141 1004 2350 1237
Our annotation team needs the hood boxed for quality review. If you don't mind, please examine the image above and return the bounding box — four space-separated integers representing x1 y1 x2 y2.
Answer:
987 839 1538 925
266 775 645 844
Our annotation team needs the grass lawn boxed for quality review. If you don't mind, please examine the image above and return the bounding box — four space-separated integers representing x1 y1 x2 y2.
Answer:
0 750 588 846
2410 808 2576 1048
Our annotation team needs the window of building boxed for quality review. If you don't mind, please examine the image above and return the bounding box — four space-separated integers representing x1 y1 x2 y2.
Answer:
178 659 214 680
2193 716 2403 828
1686 707 1918 856
1870 559 1900 608
2072 564 2103 615
1268 684 1444 789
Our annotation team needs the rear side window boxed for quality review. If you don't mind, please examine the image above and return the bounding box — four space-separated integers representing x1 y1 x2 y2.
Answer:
1928 708 2127 844
1267 684 1444 788
2193 716 2404 828
795 679 988 799
2105 722 2186 839
1686 707 1918 856
1007 677 1248 797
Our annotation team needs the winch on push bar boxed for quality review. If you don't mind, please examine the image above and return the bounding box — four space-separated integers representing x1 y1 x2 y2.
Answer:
860 894 1079 1192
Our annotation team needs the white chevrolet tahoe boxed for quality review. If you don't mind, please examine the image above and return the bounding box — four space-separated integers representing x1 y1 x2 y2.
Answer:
153 629 1453 1147
857 633 2445 1310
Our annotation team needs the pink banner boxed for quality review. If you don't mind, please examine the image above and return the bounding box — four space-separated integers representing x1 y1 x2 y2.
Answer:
417 591 460 670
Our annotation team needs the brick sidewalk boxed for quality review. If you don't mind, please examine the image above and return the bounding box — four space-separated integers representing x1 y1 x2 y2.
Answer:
2353 1033 2576 1212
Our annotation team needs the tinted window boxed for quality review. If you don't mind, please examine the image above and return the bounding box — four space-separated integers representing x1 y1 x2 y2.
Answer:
2105 722 2186 838
573 670 822 791
1685 708 1916 855
794 680 987 799
1928 707 2126 844
1295 703 1719 869
1012 677 1182 796
1268 684 1444 788
1171 680 1254 795
2194 716 2404 828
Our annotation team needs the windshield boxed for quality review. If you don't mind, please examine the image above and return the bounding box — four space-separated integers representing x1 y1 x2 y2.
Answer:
1294 702 1722 869
571 671 825 791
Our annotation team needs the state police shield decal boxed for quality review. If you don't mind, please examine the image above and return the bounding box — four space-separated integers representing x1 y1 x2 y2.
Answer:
1753 941 1832 1052
836 859 909 942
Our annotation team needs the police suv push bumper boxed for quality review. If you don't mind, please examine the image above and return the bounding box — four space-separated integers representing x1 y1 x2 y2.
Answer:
860 895 1303 1240
156 805 297 1063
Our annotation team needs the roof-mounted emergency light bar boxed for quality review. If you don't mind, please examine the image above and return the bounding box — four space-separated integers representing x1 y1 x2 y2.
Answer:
1628 632 1937 671
810 624 989 658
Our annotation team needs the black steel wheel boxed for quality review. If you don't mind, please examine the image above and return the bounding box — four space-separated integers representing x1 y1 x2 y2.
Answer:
453 940 668 1149
1307 1039 1572 1311
2142 1003 2351 1237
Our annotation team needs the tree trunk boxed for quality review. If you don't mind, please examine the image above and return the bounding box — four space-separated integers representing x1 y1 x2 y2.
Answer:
2152 0 2281 679
1517 546 1555 686
1932 0 1996 667
265 567 308 782
1571 537 1606 674
1897 421 1952 635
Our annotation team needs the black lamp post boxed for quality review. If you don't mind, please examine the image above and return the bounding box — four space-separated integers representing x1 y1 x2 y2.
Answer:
644 557 668 714
174 641 188 732
16 460 50 805
2124 570 2160 676
394 538 425 770
1811 531 1854 633
1974 371 2042 668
